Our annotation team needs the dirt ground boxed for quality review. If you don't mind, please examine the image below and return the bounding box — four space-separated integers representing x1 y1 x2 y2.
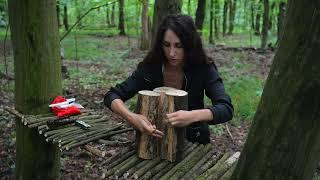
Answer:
0 38 277 179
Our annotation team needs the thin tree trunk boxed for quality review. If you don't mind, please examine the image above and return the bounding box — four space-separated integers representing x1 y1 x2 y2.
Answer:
111 3 116 26
276 2 286 46
106 5 110 26
251 2 255 30
8 0 62 179
222 0 229 36
209 0 214 44
214 0 220 38
231 0 320 179
254 0 262 35
228 0 236 35
260 0 269 49
118 0 126 36
188 0 191 15
195 0 206 36
63 4 69 31
56 1 61 28
151 0 182 46
75 0 81 28
140 0 150 50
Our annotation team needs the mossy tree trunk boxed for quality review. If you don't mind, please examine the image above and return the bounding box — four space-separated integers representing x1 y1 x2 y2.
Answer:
195 0 206 36
118 0 126 36
151 0 182 46
260 0 269 48
8 0 62 179
231 0 320 179
56 1 61 28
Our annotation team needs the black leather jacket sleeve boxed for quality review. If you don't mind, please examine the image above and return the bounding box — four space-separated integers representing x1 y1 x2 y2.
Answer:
204 64 234 125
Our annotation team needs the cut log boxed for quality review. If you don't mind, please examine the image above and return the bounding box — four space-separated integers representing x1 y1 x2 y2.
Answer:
132 157 162 179
190 153 221 179
154 87 188 162
84 145 106 158
135 90 160 159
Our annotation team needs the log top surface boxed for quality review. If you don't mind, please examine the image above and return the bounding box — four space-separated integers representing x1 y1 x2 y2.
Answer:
153 87 177 93
138 90 160 96
165 89 188 96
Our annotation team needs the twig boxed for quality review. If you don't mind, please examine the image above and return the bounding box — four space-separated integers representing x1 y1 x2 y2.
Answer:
225 123 235 143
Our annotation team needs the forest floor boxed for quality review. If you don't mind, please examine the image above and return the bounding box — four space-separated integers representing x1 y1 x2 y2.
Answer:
0 35 317 179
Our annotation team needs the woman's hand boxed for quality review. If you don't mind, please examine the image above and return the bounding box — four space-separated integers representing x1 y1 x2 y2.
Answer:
128 113 164 138
167 110 196 127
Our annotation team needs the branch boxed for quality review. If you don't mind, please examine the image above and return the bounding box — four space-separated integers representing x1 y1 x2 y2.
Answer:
60 1 117 41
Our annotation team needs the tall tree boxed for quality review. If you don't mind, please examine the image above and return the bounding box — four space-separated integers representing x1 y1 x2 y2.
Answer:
227 0 236 35
254 0 262 35
140 0 150 50
231 0 320 179
118 0 125 35
209 0 214 44
195 0 206 36
111 3 116 26
63 3 69 31
106 4 110 26
188 0 192 16
8 0 62 179
222 0 229 36
260 0 269 48
56 1 61 28
276 1 286 46
151 0 182 46
214 0 220 38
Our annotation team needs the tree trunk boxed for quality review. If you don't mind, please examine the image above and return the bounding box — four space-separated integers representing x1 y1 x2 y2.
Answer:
251 2 255 30
222 0 229 36
276 2 286 46
154 87 188 162
111 3 116 26
140 0 150 50
63 4 69 31
118 0 126 36
195 0 206 36
135 90 160 159
56 1 61 28
188 0 191 16
106 4 110 26
74 0 81 28
209 0 214 44
214 0 220 38
260 0 269 49
254 0 262 35
231 0 320 179
8 0 62 179
151 0 182 46
228 0 236 35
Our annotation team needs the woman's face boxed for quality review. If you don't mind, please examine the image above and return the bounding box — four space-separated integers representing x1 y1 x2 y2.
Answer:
162 29 185 67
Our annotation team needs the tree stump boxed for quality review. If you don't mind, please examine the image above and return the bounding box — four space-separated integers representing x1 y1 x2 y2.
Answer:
154 87 188 162
135 90 160 159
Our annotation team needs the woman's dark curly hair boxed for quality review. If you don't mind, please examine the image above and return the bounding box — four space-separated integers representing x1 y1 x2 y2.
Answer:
140 14 215 69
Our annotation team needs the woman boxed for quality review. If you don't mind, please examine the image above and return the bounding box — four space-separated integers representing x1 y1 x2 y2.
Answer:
104 14 233 144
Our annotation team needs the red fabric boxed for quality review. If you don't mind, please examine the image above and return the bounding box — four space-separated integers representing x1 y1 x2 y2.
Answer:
51 96 81 118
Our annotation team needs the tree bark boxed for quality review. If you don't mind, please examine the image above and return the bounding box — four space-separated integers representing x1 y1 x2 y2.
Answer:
8 0 62 179
135 90 160 159
260 0 269 49
231 0 320 179
254 0 262 35
106 4 110 26
195 0 206 36
118 0 126 36
188 0 191 15
63 4 69 31
140 0 150 50
154 87 188 162
151 0 182 46
222 0 229 36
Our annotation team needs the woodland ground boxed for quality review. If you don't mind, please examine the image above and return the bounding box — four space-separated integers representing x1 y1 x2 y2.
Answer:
0 34 318 179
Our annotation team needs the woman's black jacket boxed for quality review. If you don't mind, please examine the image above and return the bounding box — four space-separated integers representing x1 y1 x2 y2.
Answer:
104 62 233 144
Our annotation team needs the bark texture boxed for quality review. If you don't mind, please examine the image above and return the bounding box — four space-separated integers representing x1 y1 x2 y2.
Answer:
232 1 320 179
195 0 206 36
8 0 62 179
